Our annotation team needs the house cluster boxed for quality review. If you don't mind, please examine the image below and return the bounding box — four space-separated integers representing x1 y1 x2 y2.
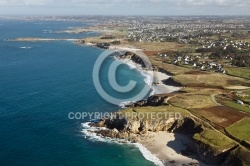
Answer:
123 18 249 44
200 39 250 51
157 53 227 73
198 62 226 73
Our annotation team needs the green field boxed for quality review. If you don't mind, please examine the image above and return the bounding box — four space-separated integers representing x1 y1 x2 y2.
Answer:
245 90 250 95
193 129 235 151
121 105 190 120
226 117 250 142
223 101 250 113
239 90 250 103
224 67 250 80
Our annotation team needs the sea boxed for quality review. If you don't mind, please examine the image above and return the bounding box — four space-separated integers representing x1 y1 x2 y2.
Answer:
0 19 159 165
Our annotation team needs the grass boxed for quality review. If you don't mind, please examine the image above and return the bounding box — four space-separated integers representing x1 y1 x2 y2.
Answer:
169 93 216 109
224 67 250 80
173 73 228 87
223 100 250 113
193 128 235 151
239 90 250 103
84 36 127 44
173 71 250 88
180 64 195 69
148 57 190 75
226 117 250 142
191 106 245 128
149 56 250 88
245 90 250 95
120 105 190 120
128 41 187 51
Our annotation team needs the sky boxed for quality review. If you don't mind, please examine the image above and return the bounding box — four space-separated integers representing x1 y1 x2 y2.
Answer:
0 0 249 16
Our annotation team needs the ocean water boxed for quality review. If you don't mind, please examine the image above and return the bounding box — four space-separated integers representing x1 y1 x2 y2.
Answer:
0 20 155 165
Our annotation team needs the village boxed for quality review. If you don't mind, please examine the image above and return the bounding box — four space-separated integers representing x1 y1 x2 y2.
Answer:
75 16 250 70
5 15 250 166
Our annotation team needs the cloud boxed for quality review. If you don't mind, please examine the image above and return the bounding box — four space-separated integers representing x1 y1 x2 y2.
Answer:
71 0 250 7
0 0 249 7
0 0 51 6
169 0 250 7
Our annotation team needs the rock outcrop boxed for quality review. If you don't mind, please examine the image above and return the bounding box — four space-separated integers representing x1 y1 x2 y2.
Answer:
162 77 183 87
127 95 169 107
88 115 250 165
195 141 233 165
116 52 152 69
90 113 176 142
169 117 204 135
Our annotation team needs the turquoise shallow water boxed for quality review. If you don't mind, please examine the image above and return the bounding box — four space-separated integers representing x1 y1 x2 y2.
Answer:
0 20 154 166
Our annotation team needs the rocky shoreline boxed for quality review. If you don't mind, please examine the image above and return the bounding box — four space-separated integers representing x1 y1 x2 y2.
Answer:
83 49 249 165
85 109 245 166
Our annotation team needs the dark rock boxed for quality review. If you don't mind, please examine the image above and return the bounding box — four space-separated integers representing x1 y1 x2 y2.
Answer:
195 141 230 165
169 117 203 135
162 77 183 87
133 100 147 107
147 95 168 106
127 95 169 107
104 114 128 131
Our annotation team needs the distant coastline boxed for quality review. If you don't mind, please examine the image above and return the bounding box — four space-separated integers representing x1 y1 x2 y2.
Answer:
11 24 250 166
77 26 250 166
9 34 209 166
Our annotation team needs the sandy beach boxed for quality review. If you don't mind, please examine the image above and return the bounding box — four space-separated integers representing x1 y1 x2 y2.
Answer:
139 69 181 95
150 71 181 94
117 54 182 95
139 132 210 166
109 45 143 52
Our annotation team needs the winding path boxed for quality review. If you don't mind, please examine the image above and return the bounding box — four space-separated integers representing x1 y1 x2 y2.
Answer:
210 94 223 106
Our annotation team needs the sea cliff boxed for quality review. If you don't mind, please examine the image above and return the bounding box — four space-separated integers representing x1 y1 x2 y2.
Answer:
84 51 250 166
87 110 249 165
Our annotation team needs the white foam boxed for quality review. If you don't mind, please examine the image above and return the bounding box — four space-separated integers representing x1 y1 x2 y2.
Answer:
20 46 31 49
43 30 53 34
115 57 153 88
134 143 164 166
124 59 138 69
111 56 154 107
114 56 154 86
141 70 153 86
81 122 127 144
113 55 181 107
81 122 164 166
65 39 78 41
124 59 154 89
119 101 135 108
81 122 109 142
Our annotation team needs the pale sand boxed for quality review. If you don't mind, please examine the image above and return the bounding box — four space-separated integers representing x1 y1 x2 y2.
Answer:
224 86 250 90
109 45 143 52
122 58 181 95
139 132 210 166
57 28 115 34
145 71 181 94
